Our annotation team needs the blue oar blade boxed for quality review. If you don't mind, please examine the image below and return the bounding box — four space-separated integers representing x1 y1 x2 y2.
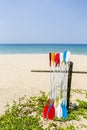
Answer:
63 51 67 62
62 100 68 119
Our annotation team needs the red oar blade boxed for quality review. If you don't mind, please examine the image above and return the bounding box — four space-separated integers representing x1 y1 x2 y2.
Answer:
42 99 50 118
54 53 60 67
42 100 55 120
48 105 55 120
43 104 49 118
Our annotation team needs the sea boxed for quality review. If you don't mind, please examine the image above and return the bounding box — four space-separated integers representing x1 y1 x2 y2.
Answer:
0 44 87 55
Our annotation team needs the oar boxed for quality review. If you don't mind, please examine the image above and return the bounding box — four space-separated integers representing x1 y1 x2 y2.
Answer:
43 52 55 120
61 66 68 119
49 52 52 100
54 53 60 116
43 53 52 119
51 52 55 99
54 53 63 118
61 51 71 119
47 52 55 120
61 51 67 119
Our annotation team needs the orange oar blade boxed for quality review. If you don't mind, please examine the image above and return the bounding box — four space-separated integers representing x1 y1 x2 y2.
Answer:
51 52 55 65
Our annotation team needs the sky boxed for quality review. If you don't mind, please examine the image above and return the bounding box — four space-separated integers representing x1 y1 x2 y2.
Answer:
0 0 87 44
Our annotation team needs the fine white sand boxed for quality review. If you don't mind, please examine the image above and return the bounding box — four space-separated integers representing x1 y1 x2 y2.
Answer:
0 54 87 115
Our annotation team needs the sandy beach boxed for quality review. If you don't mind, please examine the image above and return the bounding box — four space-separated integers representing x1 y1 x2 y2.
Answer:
0 54 87 115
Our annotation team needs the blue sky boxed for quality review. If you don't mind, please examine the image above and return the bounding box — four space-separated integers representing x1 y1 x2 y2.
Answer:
0 0 87 43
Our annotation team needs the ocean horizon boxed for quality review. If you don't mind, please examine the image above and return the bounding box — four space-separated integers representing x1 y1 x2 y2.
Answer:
0 43 87 55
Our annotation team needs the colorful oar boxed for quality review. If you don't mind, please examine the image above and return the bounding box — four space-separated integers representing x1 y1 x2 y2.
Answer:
61 51 69 119
43 52 55 120
48 52 55 120
62 51 71 119
54 53 60 116
43 53 52 119
54 53 62 118
50 52 55 100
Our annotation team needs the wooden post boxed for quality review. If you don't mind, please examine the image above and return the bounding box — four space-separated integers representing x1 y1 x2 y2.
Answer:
67 61 73 109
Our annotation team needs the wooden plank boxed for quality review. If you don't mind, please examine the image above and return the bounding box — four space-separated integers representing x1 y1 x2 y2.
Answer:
31 70 87 74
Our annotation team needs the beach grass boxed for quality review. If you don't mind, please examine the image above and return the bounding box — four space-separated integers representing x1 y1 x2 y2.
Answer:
0 90 87 130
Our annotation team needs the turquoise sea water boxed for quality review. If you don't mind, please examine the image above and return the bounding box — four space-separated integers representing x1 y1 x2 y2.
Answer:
0 44 87 55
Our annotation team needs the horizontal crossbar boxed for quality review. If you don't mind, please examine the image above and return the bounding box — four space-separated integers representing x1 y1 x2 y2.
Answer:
31 70 87 74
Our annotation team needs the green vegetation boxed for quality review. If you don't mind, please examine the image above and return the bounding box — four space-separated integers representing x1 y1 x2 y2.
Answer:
86 93 87 98
71 89 87 95
0 90 87 129
45 123 75 130
0 91 47 130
